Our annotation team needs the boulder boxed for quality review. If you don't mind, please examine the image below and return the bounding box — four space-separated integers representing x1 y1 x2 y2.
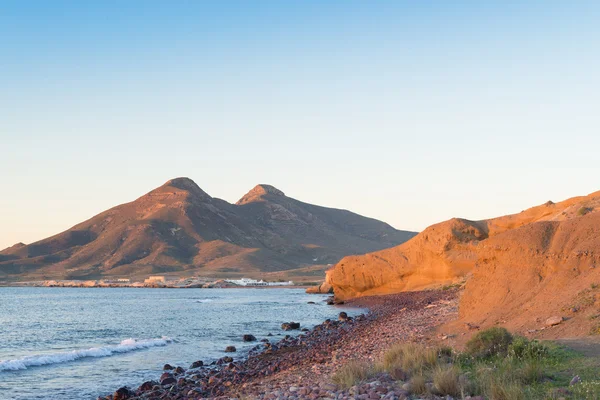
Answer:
190 360 204 369
281 322 301 331
338 312 348 321
138 381 158 391
306 281 334 294
243 334 257 342
174 366 185 375
163 363 175 371
160 376 177 386
225 346 237 352
113 387 134 400
545 316 563 327
159 372 173 381
218 356 234 364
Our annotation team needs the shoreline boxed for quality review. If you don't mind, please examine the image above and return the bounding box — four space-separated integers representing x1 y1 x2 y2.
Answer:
99 289 459 400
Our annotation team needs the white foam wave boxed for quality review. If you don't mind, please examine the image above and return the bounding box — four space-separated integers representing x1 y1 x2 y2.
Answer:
0 336 173 372
196 299 214 303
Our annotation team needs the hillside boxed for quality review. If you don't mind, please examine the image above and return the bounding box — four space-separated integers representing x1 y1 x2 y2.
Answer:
0 178 416 281
327 191 600 304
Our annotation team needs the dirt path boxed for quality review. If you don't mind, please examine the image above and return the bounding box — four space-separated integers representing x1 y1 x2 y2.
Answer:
555 337 600 359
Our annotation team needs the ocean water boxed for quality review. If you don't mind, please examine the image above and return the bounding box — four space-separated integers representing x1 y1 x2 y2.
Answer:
0 287 363 400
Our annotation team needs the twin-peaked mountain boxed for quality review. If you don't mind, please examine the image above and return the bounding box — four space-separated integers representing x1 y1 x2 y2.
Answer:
0 178 416 281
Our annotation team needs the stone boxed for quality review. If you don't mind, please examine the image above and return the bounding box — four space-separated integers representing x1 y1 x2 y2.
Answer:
160 376 177 386
243 334 257 342
190 360 204 369
225 345 237 352
281 322 301 330
159 372 173 381
163 363 175 370
113 387 134 400
338 312 348 321
545 316 563 327
138 381 158 391
570 375 581 385
174 366 185 375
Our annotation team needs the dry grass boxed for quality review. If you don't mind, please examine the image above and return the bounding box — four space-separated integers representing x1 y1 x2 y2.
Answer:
382 343 439 374
432 364 461 396
331 360 371 389
410 373 427 395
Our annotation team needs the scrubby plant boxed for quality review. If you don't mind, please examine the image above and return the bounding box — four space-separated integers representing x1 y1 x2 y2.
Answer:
382 343 439 373
465 327 514 358
508 336 549 361
410 373 427 395
432 364 461 396
578 206 592 216
331 360 371 389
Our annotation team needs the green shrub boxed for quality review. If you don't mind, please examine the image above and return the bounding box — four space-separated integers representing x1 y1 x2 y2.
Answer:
508 336 549 361
465 327 514 358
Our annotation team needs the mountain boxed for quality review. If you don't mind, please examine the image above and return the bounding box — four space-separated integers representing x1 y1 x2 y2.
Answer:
327 190 600 336
0 178 416 281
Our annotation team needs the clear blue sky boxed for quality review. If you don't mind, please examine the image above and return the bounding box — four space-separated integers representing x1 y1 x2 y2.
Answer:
1 1 599 249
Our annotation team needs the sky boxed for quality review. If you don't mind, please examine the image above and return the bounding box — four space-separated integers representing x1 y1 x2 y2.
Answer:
1 1 599 249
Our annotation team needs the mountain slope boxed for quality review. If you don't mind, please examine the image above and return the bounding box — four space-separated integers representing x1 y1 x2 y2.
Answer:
327 191 600 301
0 178 416 281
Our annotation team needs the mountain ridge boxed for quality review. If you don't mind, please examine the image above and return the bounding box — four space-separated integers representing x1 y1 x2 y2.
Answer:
0 178 416 282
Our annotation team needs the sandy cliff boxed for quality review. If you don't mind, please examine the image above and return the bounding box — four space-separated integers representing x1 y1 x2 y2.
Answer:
327 191 600 303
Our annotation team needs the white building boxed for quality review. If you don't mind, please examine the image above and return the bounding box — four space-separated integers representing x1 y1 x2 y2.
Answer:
225 278 293 287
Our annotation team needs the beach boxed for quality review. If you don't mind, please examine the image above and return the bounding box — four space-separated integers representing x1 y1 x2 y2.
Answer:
99 289 459 400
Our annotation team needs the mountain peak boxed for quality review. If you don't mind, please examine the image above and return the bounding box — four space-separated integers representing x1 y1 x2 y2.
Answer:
155 177 212 201
236 184 285 205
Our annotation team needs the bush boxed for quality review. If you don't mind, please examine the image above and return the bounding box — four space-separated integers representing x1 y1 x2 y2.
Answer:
382 343 439 373
432 364 461 396
410 373 427 395
578 206 592 216
331 360 371 389
508 336 548 361
465 327 514 358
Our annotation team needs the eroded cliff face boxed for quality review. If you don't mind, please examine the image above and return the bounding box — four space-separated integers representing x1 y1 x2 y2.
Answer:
327 191 600 301
456 212 600 336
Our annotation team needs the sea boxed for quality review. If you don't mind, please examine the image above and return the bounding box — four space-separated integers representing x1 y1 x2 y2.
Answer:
0 287 363 400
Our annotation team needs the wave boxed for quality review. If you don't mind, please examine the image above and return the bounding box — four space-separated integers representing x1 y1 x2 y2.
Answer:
0 336 173 372
195 299 214 303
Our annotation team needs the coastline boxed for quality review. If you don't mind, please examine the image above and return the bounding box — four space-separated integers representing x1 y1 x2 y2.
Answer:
99 289 459 400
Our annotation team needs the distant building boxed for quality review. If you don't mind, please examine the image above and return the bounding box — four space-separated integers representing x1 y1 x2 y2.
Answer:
144 275 177 284
117 278 130 283
225 278 293 287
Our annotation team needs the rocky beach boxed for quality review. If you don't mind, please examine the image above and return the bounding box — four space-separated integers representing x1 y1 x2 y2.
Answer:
99 289 459 400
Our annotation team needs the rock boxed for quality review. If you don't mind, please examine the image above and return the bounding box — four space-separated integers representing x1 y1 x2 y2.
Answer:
338 312 348 321
570 375 581 385
113 387 134 400
190 360 204 369
243 334 257 342
545 316 563 326
218 356 234 364
163 363 175 370
281 322 301 330
174 366 185 375
160 376 177 386
138 381 158 391
306 281 334 294
225 345 237 352
159 372 173 381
